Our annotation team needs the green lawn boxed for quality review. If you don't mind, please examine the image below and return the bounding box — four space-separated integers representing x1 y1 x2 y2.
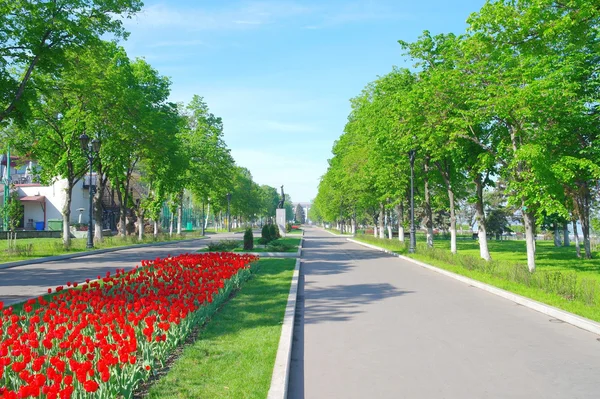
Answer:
353 235 600 322
287 229 303 235
145 258 296 399
0 232 205 264
200 237 301 253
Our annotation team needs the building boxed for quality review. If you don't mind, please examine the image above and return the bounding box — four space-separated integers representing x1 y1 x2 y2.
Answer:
1 156 98 231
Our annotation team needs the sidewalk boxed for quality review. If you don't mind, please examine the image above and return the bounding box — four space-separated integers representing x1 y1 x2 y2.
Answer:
287 227 600 399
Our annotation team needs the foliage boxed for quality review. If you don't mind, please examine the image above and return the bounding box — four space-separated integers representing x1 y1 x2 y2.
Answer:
243 228 254 250
294 203 305 224
2 190 23 233
207 240 241 252
268 223 280 240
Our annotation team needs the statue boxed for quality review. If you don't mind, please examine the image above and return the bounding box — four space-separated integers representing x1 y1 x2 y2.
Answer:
277 185 285 209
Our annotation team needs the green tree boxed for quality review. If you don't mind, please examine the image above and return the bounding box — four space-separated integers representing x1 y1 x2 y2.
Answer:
0 0 142 123
294 203 305 224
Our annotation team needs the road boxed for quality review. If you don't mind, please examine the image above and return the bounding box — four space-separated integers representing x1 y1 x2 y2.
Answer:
288 227 600 399
0 232 242 306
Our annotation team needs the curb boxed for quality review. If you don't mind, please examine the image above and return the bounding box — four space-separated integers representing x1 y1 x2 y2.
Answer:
347 238 600 337
267 240 303 399
0 238 206 270
318 227 353 237
245 252 299 258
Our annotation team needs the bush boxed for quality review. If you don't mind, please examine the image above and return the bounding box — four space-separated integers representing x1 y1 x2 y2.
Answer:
269 223 280 240
261 224 272 243
207 240 241 252
267 241 294 252
243 228 254 250
286 222 292 233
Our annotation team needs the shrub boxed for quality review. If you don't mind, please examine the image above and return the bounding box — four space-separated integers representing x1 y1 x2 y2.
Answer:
243 228 254 250
269 223 280 240
258 237 269 245
207 240 241 251
267 241 294 252
286 222 292 233
261 224 272 243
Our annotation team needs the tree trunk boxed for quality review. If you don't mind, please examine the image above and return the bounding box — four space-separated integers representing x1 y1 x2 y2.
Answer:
373 214 378 237
169 212 174 237
397 203 405 242
93 177 105 243
116 185 127 238
387 209 392 239
204 202 210 231
154 220 158 238
424 158 433 248
523 209 536 272
62 183 73 248
474 174 491 261
352 217 356 235
448 187 456 254
379 204 385 239
553 222 561 247
573 220 581 258
579 213 592 259
563 222 570 247
176 194 183 236
138 212 144 241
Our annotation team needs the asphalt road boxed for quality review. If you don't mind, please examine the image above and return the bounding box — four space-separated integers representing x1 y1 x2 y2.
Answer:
288 227 600 399
0 232 242 306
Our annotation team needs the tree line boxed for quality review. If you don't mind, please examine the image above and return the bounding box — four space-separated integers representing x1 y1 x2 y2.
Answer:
0 0 290 246
311 0 600 271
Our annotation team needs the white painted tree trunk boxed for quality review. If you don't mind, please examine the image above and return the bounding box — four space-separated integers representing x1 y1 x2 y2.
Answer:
138 214 144 241
153 220 158 237
176 199 182 235
448 189 457 254
573 220 581 258
373 226 378 237
204 203 210 230
424 158 434 248
379 204 385 239
62 184 73 248
563 223 570 247
351 219 356 235
523 210 536 272
169 213 174 237
554 223 561 247
388 224 392 240
397 204 404 242
474 176 491 261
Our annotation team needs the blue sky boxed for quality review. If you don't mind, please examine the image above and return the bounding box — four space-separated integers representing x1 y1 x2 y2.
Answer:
121 0 486 203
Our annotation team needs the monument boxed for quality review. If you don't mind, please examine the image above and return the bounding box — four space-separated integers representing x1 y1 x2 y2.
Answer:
276 185 286 237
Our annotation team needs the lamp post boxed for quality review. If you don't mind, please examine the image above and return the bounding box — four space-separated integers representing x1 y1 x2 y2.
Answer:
409 149 417 254
226 192 231 232
80 133 100 249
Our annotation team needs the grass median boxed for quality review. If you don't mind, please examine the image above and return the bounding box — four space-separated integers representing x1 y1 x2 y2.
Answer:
144 257 296 399
0 231 206 264
353 234 600 322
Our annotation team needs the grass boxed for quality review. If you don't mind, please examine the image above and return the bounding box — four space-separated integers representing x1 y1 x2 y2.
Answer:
323 227 353 236
0 231 206 264
200 237 301 253
287 229 303 235
353 234 600 322
145 258 296 399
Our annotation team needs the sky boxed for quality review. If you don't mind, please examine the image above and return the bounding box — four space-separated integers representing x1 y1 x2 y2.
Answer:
121 0 487 203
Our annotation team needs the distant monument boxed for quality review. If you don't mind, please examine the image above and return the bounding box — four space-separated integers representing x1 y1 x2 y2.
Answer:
277 185 285 209
276 185 286 237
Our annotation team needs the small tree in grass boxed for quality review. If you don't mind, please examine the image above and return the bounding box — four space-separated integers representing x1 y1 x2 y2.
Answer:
243 227 254 250
269 223 280 240
261 224 271 243
3 190 24 251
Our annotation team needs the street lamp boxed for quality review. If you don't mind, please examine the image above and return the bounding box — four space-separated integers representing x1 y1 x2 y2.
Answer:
80 133 100 249
226 192 231 232
409 148 417 254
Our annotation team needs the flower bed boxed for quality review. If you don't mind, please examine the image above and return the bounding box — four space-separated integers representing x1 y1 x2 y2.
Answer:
0 252 258 398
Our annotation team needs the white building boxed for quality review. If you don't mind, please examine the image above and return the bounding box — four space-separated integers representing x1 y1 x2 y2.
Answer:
1 157 95 230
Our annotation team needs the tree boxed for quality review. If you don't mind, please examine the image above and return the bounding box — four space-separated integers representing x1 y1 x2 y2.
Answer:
294 203 305 224
0 0 142 123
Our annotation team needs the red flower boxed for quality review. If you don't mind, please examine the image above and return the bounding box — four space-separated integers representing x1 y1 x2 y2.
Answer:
83 380 99 393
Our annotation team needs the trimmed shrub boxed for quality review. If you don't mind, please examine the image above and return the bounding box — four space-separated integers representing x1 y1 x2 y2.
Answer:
243 228 254 250
261 224 272 242
286 222 292 233
269 223 280 240
207 240 240 251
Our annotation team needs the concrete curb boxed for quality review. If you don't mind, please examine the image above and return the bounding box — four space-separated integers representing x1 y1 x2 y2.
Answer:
267 246 302 399
245 252 299 258
0 238 206 270
318 227 353 237
347 238 600 337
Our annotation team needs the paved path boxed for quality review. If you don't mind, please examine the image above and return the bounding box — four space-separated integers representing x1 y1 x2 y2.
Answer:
0 232 243 306
288 227 600 399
